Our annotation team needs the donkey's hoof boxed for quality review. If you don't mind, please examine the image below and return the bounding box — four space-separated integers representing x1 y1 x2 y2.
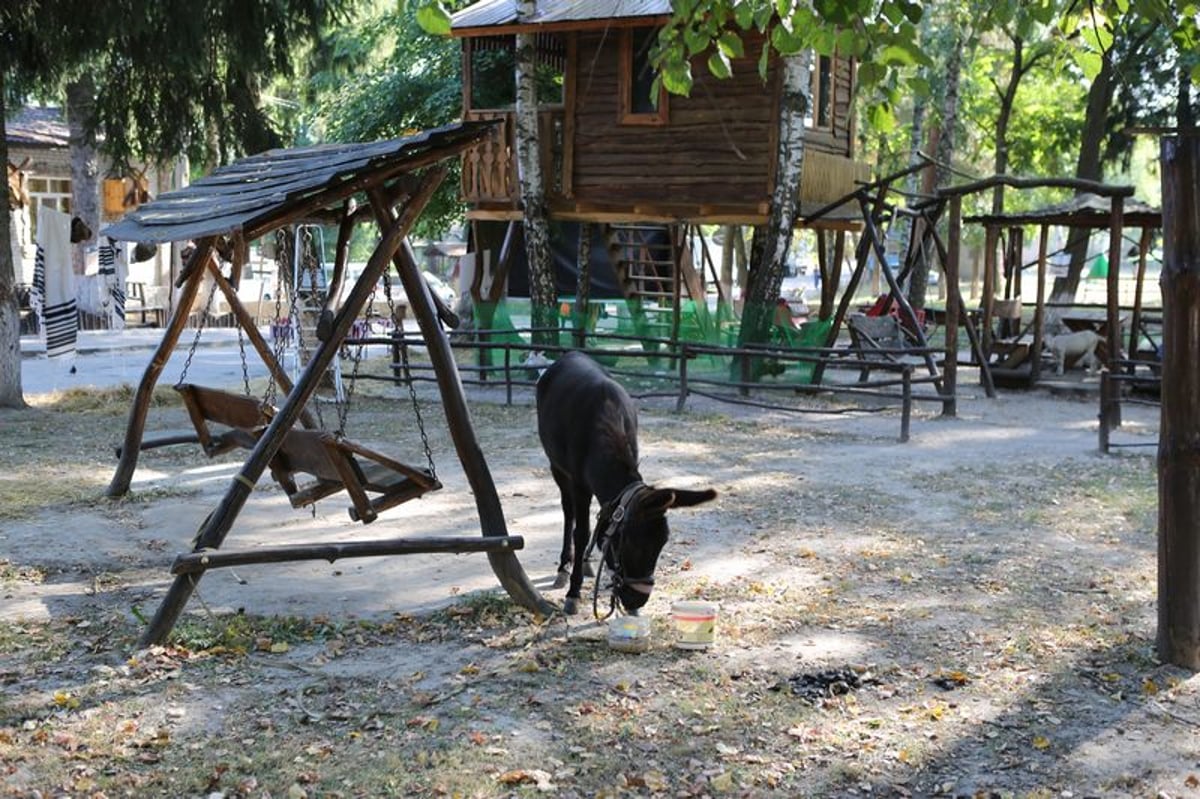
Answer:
563 596 580 616
552 570 569 590
583 561 595 578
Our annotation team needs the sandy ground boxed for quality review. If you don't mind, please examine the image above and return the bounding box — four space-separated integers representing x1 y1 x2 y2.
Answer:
1 363 1188 798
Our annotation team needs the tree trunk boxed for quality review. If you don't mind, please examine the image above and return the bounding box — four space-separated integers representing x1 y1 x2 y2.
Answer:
909 36 962 311
67 74 99 275
1157 135 1200 668
0 77 27 410
736 51 811 359
1053 53 1114 302
514 1 555 345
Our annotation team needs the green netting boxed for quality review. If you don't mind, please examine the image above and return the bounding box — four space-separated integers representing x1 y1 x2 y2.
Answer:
474 301 529 347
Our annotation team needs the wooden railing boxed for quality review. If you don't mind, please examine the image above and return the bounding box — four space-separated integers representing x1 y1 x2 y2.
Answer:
461 109 567 206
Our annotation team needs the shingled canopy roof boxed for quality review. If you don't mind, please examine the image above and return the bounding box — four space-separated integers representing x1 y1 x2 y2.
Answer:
964 192 1162 229
103 121 496 244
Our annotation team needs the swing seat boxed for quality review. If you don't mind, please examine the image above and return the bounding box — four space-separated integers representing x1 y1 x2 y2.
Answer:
175 383 274 457
268 429 441 523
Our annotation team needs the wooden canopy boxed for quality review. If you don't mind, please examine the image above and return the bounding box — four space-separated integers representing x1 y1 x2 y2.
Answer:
103 122 497 245
965 192 1161 229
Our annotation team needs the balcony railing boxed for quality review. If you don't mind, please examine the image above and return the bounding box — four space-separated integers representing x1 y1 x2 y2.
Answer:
462 109 567 207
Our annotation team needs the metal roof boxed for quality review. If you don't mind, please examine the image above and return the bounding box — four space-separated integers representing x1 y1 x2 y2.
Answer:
102 122 495 245
7 106 69 148
452 0 670 31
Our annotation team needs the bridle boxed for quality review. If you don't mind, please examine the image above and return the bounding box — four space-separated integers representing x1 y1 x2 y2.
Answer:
586 481 657 619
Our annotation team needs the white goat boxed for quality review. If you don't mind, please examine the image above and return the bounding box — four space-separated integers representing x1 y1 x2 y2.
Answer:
1044 330 1102 375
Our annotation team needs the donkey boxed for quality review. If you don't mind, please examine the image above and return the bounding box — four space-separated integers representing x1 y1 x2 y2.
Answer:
536 351 716 615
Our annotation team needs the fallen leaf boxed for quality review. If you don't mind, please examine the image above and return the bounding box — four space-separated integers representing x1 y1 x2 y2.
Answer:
1142 678 1159 696
1032 735 1050 750
711 771 734 792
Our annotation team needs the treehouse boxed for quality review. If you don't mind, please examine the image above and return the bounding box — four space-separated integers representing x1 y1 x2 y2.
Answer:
450 0 871 340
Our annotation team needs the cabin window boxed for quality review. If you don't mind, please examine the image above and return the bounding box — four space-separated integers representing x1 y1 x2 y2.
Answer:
619 27 668 125
466 35 565 112
805 54 834 131
26 176 73 241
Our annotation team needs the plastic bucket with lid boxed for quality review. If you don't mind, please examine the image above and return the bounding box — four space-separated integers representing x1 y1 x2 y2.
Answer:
607 614 652 653
671 601 718 649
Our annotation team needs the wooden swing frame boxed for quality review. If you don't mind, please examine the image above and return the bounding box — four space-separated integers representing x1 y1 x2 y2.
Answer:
103 123 554 645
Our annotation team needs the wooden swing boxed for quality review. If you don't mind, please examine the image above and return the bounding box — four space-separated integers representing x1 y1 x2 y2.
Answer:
103 124 555 646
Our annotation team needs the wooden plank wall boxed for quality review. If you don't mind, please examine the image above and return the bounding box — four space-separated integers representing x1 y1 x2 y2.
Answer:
570 30 857 209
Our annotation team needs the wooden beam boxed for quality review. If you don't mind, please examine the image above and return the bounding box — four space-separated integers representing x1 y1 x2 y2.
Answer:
172 536 525 575
944 196 961 417
1105 195 1124 427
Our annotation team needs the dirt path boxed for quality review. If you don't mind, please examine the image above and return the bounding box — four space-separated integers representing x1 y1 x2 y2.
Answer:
1 379 1187 798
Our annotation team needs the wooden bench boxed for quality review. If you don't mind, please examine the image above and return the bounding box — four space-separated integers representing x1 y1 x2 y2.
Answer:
268 430 440 523
125 282 166 327
175 383 274 457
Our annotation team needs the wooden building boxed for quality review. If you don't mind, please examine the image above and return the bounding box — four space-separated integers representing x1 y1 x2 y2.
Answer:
452 0 867 225
449 0 870 334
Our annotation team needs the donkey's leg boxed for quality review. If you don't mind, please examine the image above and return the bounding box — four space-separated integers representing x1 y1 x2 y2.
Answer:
551 466 573 590
563 487 593 616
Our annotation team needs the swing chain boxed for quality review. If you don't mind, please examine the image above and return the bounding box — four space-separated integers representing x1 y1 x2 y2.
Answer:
263 229 290 409
384 269 437 480
177 265 221 386
294 226 326 430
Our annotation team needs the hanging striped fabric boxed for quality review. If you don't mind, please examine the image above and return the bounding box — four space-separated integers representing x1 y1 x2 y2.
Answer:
99 237 127 329
33 206 78 359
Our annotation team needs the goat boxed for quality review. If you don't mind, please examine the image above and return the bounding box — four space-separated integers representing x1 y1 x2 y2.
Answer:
536 351 716 615
1044 330 1102 375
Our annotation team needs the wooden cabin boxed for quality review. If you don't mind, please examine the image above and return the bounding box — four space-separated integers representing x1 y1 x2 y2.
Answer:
451 0 869 226
450 0 872 347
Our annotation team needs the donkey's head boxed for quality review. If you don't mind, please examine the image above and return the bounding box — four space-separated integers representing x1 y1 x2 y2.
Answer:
600 485 717 613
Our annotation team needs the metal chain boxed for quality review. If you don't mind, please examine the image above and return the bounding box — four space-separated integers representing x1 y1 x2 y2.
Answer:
384 271 437 480
263 229 291 409
177 273 220 386
294 227 325 430
398 331 437 481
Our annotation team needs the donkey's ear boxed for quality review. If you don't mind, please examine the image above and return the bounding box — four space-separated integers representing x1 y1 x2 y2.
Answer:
641 488 677 516
665 488 717 509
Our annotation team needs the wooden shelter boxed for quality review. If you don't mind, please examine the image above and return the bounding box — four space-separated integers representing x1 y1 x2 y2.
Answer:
934 177 1159 420
103 121 553 645
450 0 869 337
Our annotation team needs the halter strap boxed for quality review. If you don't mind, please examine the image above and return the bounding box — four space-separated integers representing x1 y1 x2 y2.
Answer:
587 481 649 620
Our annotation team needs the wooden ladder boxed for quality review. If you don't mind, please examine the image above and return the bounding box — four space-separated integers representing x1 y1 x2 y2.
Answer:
606 223 714 342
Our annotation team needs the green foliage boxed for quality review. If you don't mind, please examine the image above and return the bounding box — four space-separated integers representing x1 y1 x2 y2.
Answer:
306 2 466 238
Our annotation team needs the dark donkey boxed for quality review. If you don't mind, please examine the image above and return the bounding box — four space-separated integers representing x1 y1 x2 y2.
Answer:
537 352 716 615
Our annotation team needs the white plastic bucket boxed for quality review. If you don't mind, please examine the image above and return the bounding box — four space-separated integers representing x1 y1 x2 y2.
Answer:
671 601 718 649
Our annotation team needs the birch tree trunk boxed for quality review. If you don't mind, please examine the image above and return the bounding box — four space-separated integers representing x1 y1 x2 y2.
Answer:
514 1 556 344
67 74 99 275
0 76 27 409
735 51 811 360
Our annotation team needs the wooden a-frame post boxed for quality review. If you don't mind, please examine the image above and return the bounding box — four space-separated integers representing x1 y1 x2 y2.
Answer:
1157 133 1200 668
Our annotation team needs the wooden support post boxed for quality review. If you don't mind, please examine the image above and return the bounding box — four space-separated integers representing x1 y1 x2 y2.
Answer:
677 346 690 413
1157 133 1200 669
944 197 961 417
368 189 554 621
812 192 879 385
928 216 992 399
1032 224 1049 384
107 240 216 498
139 170 445 646
900 366 912 442
1098 368 1111 454
981 225 997 364
1130 226 1152 369
1105 195 1125 428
